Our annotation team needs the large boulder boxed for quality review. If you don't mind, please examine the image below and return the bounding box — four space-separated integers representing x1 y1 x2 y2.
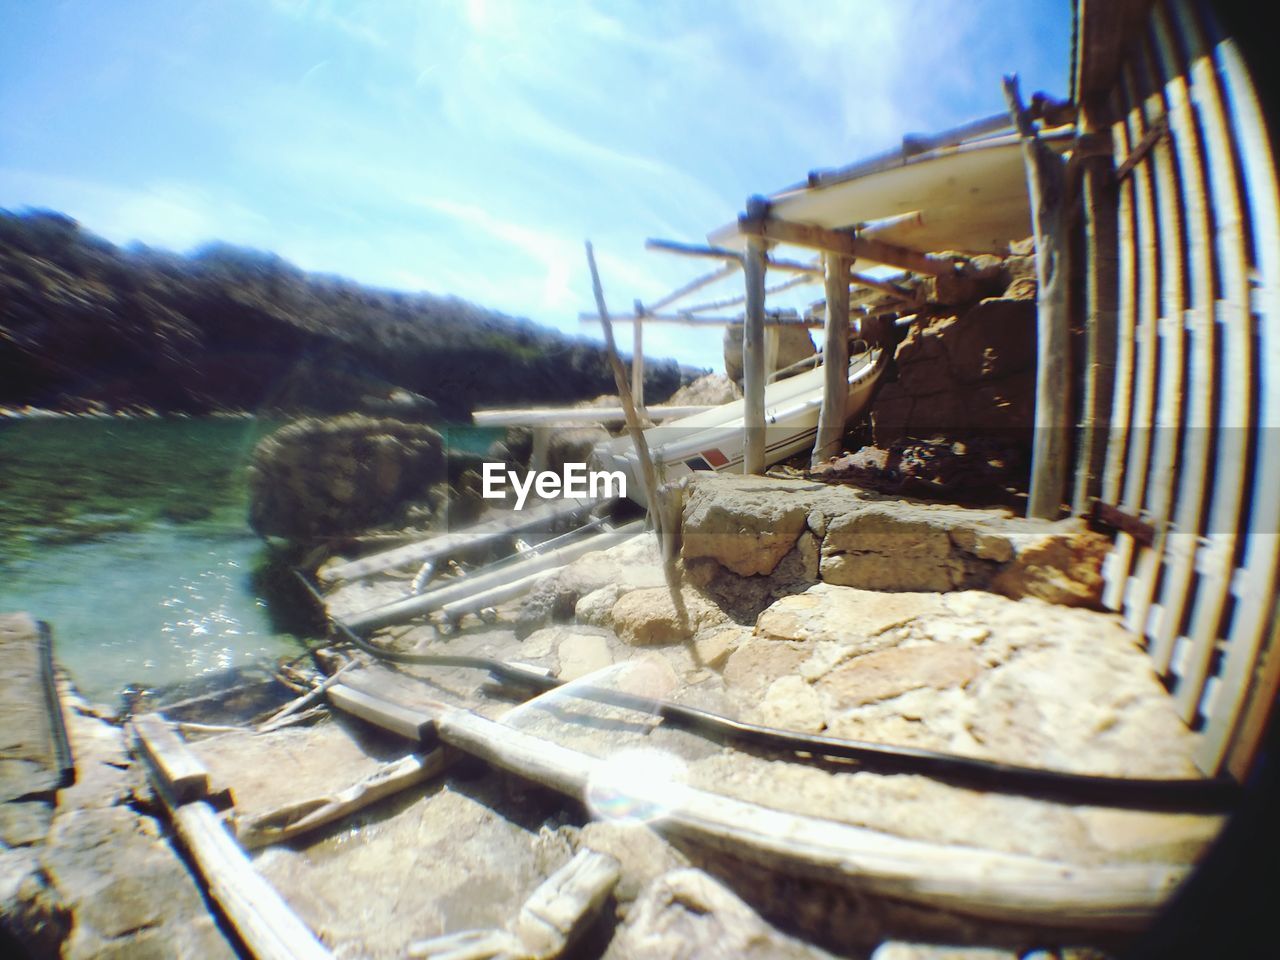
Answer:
723 326 816 382
663 373 741 407
248 415 445 540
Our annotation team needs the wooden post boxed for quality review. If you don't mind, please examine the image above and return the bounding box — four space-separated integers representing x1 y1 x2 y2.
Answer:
1071 102 1119 515
812 253 852 466
742 233 768 474
632 299 646 412
1005 74 1071 520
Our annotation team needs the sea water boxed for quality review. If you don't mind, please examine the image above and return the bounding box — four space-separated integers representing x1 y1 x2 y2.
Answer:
0 417 304 705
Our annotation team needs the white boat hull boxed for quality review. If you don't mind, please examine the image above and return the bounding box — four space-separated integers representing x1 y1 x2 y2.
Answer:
593 350 887 506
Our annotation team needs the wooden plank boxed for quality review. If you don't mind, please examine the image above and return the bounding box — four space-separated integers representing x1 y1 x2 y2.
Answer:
172 802 334 960
1223 600 1280 780
1004 75 1072 520
1116 58 1164 637
1128 25 1189 669
1164 0 1252 725
1100 92 1143 613
326 684 433 741
131 713 211 806
423 698 1187 928
736 216 955 277
319 498 606 584
742 234 767 474
812 253 851 465
1075 0 1158 103
1195 31 1280 775
1101 95 1140 508
341 523 645 633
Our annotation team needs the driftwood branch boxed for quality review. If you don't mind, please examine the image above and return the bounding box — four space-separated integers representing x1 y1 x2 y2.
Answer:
236 749 452 849
407 850 620 960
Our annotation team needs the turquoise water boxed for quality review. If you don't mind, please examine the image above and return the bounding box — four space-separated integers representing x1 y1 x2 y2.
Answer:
0 417 304 705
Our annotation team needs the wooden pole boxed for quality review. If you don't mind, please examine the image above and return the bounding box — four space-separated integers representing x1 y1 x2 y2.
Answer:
586 242 687 626
812 253 852 465
631 299 645 411
742 233 768 474
1004 74 1071 520
585 243 664 520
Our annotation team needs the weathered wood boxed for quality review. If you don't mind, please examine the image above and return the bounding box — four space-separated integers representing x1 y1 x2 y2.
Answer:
812 253 852 466
341 523 644 633
1004 74 1071 520
512 849 621 958
736 216 954 277
742 235 768 474
326 684 432 742
336 688 1186 928
1113 115 1169 182
256 663 353 731
236 750 451 849
1100 91 1140 613
1196 34 1280 776
1074 0 1159 103
1129 31 1188 667
681 271 817 314
577 311 820 328
319 499 604 584
585 243 665 532
1163 0 1251 731
438 562 571 622
472 404 714 426
645 236 874 280
807 111 1012 188
1114 61 1163 634
631 300 645 411
131 713 211 806
645 261 740 312
172 802 334 960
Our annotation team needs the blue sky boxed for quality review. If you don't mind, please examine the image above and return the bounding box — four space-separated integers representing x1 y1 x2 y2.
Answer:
0 0 1071 369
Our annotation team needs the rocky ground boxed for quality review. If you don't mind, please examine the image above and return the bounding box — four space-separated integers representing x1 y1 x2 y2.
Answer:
299 472 1221 958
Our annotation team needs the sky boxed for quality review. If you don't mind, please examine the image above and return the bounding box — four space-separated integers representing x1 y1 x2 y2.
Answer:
0 0 1071 370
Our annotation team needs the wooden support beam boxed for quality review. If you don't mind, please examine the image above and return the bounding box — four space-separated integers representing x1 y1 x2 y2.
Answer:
682 271 818 314
645 261 741 312
742 234 768 474
1005 74 1072 520
1113 115 1169 182
812 254 852 466
644 237 831 276
736 215 955 277
579 311 819 328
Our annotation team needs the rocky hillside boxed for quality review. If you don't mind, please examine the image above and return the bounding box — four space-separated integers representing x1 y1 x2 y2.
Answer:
0 209 684 418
